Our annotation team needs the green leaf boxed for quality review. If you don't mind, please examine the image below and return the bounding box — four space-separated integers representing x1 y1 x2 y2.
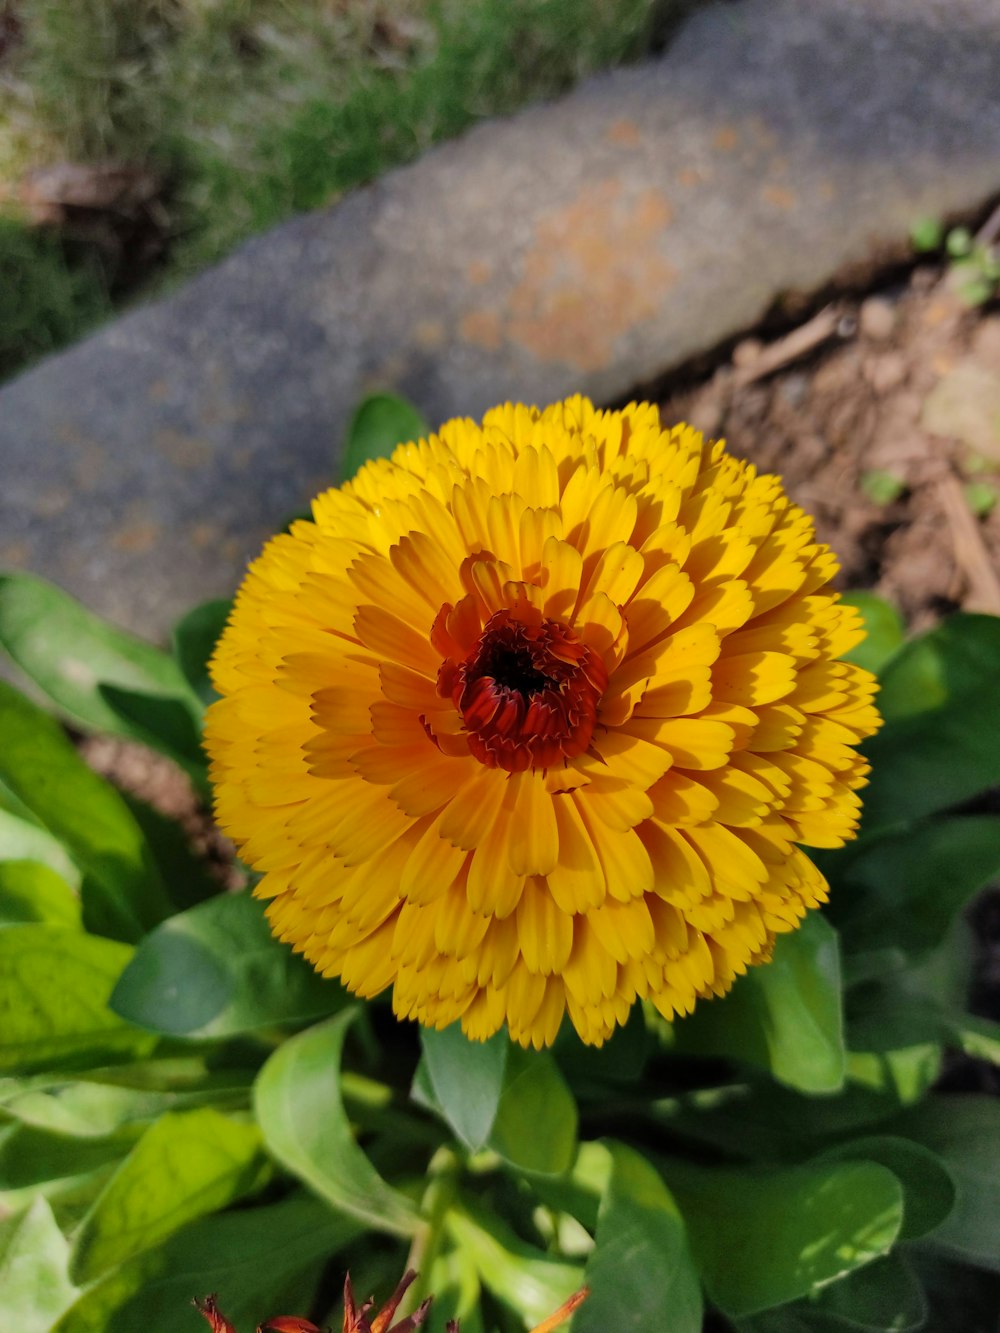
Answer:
0 1196 79 1333
0 1076 247 1139
834 816 1000 956
98 683 207 782
253 1009 420 1236
444 1198 583 1328
891 1096 1000 1271
951 1012 1000 1067
488 1043 578 1175
808 1253 926 1332
420 1024 508 1152
671 913 845 1093
0 571 198 738
111 891 347 1037
54 1192 360 1333
0 860 80 927
838 593 905 677
662 1157 904 1318
860 615 1000 835
69 1107 266 1284
0 1119 132 1192
575 1142 702 1333
0 681 172 940
818 1135 955 1240
0 807 80 888
0 926 154 1075
172 598 232 706
340 392 431 480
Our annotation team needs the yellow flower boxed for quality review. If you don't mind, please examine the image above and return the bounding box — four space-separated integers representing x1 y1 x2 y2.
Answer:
206 398 880 1049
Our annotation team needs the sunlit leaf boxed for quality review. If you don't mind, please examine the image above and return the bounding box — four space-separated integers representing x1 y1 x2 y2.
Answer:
54 1192 359 1333
0 682 172 940
254 1009 420 1236
838 592 905 677
575 1142 701 1333
0 860 80 928
671 914 845 1093
340 392 431 481
818 1135 954 1240
69 1108 267 1284
0 1196 79 1333
445 1199 582 1328
0 571 198 731
0 926 154 1075
420 1024 508 1152
112 891 347 1038
488 1044 577 1175
662 1157 904 1318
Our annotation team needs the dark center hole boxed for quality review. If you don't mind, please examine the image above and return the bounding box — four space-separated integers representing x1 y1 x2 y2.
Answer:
481 643 554 698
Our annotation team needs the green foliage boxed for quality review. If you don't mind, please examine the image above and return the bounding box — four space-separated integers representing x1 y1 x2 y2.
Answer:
0 575 999 1331
342 393 433 481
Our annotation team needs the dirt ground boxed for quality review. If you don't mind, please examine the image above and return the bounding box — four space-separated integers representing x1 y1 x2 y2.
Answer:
660 265 1000 631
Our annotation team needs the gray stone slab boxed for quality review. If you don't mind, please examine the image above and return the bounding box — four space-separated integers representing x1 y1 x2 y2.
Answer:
2 0 999 641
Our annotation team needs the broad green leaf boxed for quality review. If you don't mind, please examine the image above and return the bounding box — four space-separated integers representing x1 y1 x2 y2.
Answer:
662 1157 904 1318
70 1107 266 1284
340 392 431 480
0 1121 132 1191
807 1253 926 1332
420 1024 508 1152
845 1045 942 1106
951 1012 1000 1067
747 1254 927 1332
445 1199 582 1328
860 614 1000 834
122 794 220 911
575 1142 701 1333
0 808 80 888
98 683 207 783
839 592 906 677
488 1043 578 1175
671 914 845 1092
112 891 347 1037
554 1004 651 1087
0 1196 79 1333
0 571 198 737
891 1096 1000 1271
0 860 80 927
834 816 1000 955
254 1009 420 1236
171 598 232 706
818 1135 955 1240
0 681 172 940
0 927 154 1074
55 1192 360 1333
1 1078 246 1138
426 1245 486 1333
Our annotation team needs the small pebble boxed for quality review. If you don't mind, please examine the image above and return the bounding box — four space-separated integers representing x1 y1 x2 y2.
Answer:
732 337 763 368
859 296 896 341
864 351 907 394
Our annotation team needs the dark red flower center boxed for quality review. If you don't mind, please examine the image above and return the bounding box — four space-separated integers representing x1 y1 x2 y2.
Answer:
438 609 607 772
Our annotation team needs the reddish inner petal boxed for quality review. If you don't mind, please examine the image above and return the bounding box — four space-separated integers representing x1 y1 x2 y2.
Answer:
437 608 607 772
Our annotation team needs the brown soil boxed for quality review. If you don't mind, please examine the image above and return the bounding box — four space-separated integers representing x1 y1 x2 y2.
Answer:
660 265 1000 630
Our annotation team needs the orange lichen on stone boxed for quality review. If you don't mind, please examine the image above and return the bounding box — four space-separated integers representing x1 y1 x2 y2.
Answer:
459 309 504 350
154 429 214 471
468 177 674 371
712 125 739 151
761 184 797 211
606 117 642 147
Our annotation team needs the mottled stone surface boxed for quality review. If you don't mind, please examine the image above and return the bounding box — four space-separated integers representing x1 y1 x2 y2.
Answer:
2 0 999 640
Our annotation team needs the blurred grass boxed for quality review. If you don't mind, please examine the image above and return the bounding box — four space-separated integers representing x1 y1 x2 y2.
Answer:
0 0 696 382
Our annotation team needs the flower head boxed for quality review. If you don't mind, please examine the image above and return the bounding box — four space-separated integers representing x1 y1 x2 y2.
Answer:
206 398 880 1048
